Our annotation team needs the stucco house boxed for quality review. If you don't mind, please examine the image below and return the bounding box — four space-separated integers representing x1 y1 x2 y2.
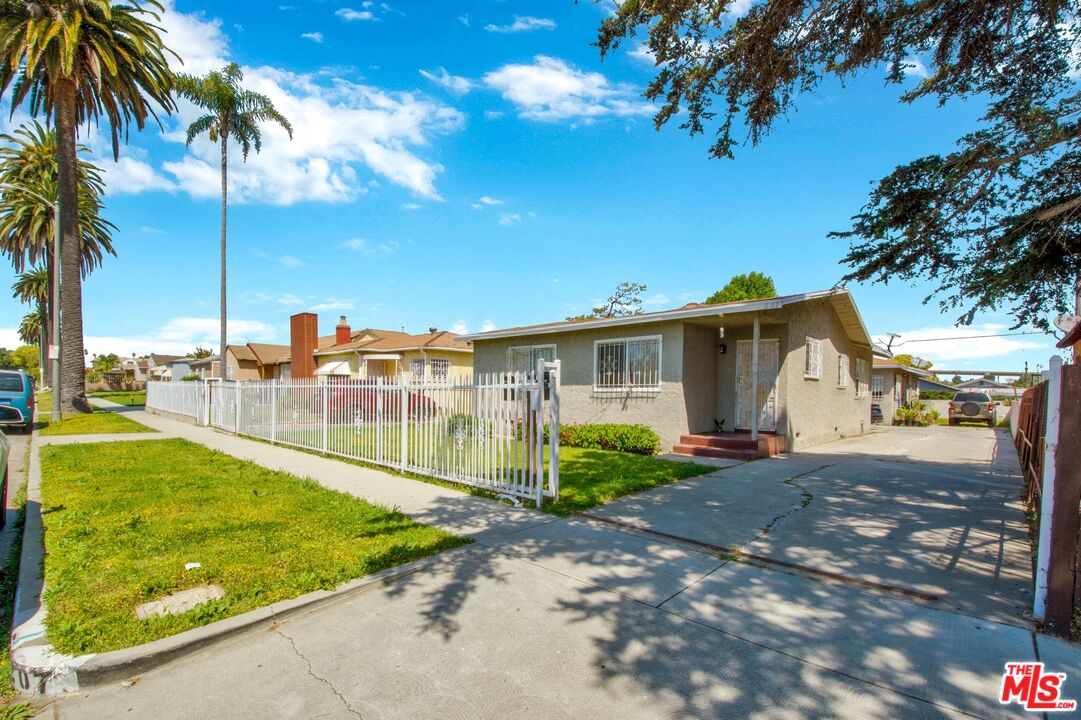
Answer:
189 355 222 380
871 359 930 424
225 343 291 381
1058 318 1081 361
462 288 875 457
311 316 472 381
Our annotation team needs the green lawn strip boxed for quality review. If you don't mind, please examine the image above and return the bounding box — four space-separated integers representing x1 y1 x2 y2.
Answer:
39 439 467 655
87 391 146 406
39 410 156 436
262 429 712 517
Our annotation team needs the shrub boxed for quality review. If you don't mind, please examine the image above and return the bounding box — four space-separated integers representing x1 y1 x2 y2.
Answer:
179 375 201 382
557 423 661 456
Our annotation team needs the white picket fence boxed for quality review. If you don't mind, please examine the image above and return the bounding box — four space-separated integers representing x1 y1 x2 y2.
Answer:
145 360 561 506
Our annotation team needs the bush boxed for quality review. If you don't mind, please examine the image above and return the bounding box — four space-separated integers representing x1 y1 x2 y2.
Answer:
179 375 201 382
557 423 661 456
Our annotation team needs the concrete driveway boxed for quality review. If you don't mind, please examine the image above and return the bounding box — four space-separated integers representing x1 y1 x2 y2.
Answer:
33 423 1067 719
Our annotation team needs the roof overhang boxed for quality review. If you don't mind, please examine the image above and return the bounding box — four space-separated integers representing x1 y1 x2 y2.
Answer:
460 288 874 349
363 354 402 361
314 346 471 357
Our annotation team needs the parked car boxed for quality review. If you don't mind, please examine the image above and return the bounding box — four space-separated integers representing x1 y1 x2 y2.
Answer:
0 369 34 434
948 391 996 427
311 380 436 421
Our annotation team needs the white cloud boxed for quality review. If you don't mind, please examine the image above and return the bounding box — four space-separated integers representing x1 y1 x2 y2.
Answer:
279 255 304 267
499 212 522 226
643 293 672 307
484 110 504 120
147 2 464 204
484 56 652 123
276 293 304 306
400 202 422 210
727 0 756 18
457 15 470 27
102 156 176 195
901 56 928 79
338 237 399 255
0 327 20 349
472 195 503 209
301 32 324 43
484 16 556 33
481 320 496 332
80 316 278 357
336 8 375 21
419 67 473 95
339 238 368 252
879 324 1054 364
140 225 165 234
451 320 468 335
311 298 356 311
628 43 656 64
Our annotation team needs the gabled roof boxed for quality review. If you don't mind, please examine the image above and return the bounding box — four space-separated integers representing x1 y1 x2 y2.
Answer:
1057 319 1081 349
459 288 873 348
227 344 257 362
189 355 220 367
149 353 182 367
247 343 290 366
315 328 472 356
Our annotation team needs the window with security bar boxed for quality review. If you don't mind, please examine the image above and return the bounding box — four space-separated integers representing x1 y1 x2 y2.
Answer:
410 358 425 379
594 336 661 390
872 372 886 400
507 344 556 374
430 358 451 380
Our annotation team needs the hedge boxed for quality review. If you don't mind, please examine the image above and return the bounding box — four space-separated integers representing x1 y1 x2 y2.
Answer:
552 423 662 456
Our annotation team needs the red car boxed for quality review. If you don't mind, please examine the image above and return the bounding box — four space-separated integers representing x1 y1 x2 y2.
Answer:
310 381 436 420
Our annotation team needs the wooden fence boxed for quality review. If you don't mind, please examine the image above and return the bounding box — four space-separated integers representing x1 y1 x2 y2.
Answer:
1016 359 1081 635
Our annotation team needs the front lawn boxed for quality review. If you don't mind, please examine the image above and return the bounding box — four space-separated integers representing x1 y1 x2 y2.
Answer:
88 390 146 407
39 439 467 655
39 410 155 436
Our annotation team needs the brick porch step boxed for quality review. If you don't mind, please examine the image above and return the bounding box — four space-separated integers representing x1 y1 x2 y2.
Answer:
671 444 760 461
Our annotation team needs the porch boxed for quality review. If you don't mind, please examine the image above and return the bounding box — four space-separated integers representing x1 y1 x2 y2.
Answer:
672 431 787 461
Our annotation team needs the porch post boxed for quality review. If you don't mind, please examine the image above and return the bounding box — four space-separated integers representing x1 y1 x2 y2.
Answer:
751 314 760 442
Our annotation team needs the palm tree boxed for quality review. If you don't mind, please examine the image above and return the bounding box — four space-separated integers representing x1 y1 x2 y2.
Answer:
0 1 176 413
175 63 293 367
12 266 48 382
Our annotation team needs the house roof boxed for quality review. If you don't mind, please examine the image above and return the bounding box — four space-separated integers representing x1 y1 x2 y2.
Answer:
247 343 290 366
189 355 220 367
957 377 1014 390
314 328 472 357
459 288 873 348
918 377 959 392
872 359 933 377
227 344 258 362
148 353 183 367
1057 319 1081 349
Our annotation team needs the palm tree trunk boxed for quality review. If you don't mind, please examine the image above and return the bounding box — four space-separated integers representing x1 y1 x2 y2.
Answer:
54 79 89 414
219 133 228 378
44 259 53 388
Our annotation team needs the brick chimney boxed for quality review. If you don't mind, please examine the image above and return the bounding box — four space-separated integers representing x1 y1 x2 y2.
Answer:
290 312 318 379
336 316 351 345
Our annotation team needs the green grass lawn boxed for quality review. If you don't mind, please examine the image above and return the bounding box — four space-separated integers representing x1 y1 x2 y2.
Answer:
39 410 155 436
87 390 146 406
39 439 467 655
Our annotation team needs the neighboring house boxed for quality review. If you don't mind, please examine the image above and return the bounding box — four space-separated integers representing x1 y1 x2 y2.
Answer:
163 357 196 381
225 343 291 381
871 359 930 424
957 377 1015 392
1057 319 1081 362
106 356 149 383
147 353 183 381
311 316 473 381
463 288 875 455
189 355 222 380
917 377 959 394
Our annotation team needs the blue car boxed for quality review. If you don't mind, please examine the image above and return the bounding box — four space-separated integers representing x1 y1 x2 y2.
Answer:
0 369 34 434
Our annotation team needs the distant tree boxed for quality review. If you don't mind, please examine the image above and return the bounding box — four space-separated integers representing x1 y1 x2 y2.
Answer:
566 281 647 321
951 375 963 385
188 346 214 359
0 348 14 370
596 0 1081 330
891 354 933 371
706 272 776 305
90 353 120 375
12 345 38 377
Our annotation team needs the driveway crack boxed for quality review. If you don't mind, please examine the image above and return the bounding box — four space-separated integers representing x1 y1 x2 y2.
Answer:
750 462 840 544
275 626 364 718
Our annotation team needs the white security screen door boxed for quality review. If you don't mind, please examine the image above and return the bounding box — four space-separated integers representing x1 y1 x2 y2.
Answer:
735 339 780 431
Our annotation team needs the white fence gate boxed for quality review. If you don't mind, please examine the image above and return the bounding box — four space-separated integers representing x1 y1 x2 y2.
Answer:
146 360 560 506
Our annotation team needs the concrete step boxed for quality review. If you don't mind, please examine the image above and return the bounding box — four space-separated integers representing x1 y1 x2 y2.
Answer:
679 434 759 450
672 444 759 461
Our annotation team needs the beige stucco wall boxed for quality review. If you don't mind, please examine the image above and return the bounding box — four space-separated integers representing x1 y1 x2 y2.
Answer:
872 368 921 424
682 324 718 434
713 322 789 434
783 299 872 450
472 321 691 449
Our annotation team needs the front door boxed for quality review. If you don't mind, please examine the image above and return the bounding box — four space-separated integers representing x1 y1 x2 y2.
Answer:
735 339 779 431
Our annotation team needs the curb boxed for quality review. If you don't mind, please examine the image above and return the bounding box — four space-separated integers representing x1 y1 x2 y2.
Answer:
9 433 479 696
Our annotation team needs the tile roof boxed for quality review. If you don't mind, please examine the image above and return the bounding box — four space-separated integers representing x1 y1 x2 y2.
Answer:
315 328 471 355
247 343 290 366
1057 319 1081 349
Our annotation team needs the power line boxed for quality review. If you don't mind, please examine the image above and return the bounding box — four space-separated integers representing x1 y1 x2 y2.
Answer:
888 331 1050 346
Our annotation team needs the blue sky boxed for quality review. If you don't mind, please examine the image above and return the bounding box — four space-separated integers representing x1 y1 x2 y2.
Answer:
0 0 1064 373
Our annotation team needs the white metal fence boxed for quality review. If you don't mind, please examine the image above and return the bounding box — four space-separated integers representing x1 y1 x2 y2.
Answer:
146 360 561 506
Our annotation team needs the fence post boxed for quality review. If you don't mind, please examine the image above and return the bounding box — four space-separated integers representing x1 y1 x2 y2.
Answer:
234 382 241 435
270 380 278 444
549 360 561 501
1043 360 1081 635
535 357 544 508
322 381 329 453
400 374 408 472
1034 356 1063 623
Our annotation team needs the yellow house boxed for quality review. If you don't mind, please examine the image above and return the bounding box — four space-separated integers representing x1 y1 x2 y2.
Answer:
312 319 473 381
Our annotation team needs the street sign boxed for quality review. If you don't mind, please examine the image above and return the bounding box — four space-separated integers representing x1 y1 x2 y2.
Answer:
47 344 58 360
